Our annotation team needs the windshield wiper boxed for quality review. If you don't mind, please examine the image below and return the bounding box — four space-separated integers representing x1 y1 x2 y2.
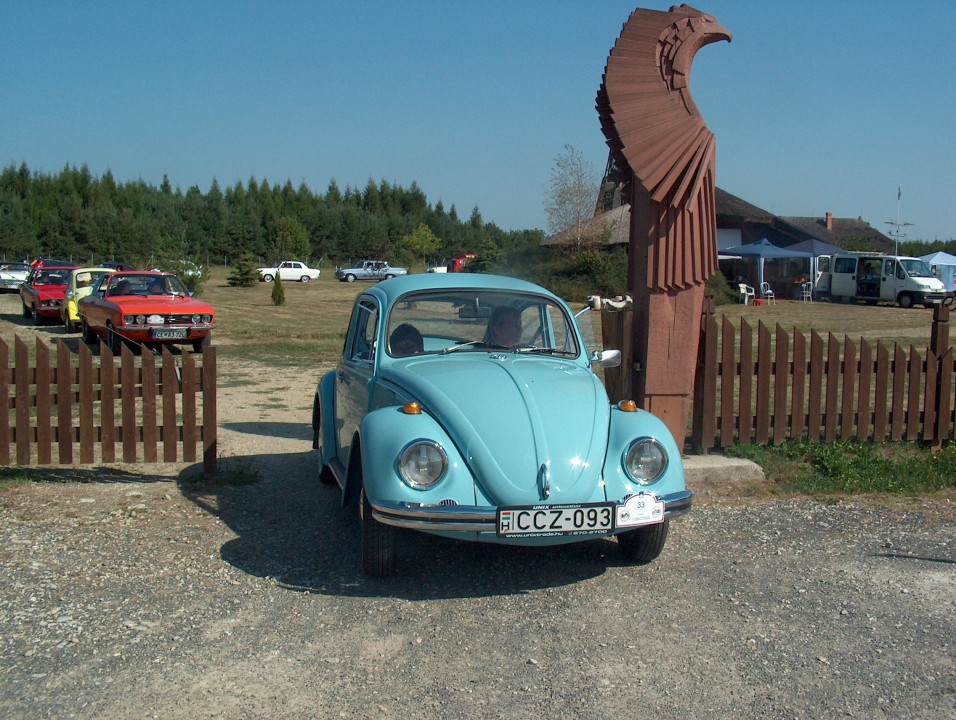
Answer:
514 345 573 355
439 340 484 354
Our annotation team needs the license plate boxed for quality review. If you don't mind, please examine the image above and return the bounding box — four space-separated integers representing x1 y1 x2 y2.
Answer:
615 493 665 528
497 502 614 538
152 329 187 340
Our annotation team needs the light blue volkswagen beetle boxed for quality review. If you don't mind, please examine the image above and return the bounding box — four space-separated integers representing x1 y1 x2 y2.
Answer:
312 274 692 576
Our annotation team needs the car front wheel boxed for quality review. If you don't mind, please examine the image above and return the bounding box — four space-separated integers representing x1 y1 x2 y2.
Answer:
81 319 94 344
618 520 669 563
345 273 356 283
192 332 211 353
300 275 310 283
31 305 42 326
361 488 396 577
262 274 274 283
898 293 914 309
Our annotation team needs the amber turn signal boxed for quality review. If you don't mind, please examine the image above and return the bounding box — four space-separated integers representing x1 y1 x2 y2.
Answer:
618 400 638 412
402 402 422 415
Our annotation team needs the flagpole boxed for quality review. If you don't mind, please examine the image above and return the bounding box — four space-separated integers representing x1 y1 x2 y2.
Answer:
886 184 913 256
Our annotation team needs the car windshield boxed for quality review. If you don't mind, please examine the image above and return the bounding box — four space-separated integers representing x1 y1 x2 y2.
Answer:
34 270 69 284
385 289 579 358
106 274 189 296
900 259 934 279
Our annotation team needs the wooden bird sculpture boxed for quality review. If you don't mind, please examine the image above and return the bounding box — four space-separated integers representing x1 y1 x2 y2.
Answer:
597 5 731 444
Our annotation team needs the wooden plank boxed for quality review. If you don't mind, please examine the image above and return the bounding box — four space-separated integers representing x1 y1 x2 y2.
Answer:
755 322 771 444
937 349 953 443
0 339 10 465
15 336 31 464
773 324 789 444
840 336 857 441
906 346 921 441
202 346 217 477
121 344 137 462
34 339 52 464
182 350 197 462
162 348 178 462
790 330 807 439
807 331 824 441
56 341 73 463
923 348 938 442
857 340 873 441
873 342 890 441
738 319 754 443
719 316 736 448
697 305 718 452
78 342 95 464
824 334 840 442
890 345 906 441
100 345 116 463
141 348 157 463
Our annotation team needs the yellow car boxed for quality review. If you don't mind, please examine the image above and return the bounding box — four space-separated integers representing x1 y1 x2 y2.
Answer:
62 268 114 333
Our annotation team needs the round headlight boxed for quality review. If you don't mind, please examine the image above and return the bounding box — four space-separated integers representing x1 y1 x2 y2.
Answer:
136 314 146 324
202 314 212 324
123 315 135 325
398 441 448 489
191 314 201 324
624 438 667 485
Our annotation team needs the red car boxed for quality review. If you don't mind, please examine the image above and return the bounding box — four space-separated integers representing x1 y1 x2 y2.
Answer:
20 265 76 325
78 271 215 353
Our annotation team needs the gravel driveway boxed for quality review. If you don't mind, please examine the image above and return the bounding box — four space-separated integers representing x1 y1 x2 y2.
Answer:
0 355 954 719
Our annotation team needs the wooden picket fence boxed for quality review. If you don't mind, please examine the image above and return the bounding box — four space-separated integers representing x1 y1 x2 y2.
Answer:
1 335 216 474
690 302 953 452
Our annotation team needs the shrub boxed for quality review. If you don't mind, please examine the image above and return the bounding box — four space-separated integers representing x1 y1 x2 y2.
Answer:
271 272 286 306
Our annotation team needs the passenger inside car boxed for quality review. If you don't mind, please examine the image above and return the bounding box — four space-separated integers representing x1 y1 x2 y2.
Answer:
389 323 424 357
483 306 523 348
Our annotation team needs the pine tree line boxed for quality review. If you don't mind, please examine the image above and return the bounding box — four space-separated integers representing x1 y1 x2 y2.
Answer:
0 162 545 270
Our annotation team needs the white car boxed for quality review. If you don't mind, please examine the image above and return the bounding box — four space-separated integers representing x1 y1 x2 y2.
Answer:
258 261 321 283
0 262 30 292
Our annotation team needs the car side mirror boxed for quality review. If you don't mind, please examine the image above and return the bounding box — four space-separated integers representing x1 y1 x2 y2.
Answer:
591 349 621 368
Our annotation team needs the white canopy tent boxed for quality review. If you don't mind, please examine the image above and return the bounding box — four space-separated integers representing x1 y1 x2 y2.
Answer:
919 251 956 293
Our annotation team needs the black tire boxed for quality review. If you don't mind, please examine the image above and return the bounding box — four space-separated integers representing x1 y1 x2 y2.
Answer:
898 293 914 309
64 315 75 333
30 305 41 326
107 323 123 354
262 274 274 283
81 319 94 344
192 332 211 353
345 273 356 283
21 301 30 319
361 488 396 577
618 520 669 563
300 275 310 283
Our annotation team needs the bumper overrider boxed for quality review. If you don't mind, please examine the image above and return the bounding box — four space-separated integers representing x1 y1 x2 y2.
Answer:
371 490 693 533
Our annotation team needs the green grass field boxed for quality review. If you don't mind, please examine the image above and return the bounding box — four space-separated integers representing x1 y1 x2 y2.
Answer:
198 265 954 365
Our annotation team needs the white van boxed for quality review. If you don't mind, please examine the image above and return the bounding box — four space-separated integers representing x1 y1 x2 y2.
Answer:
815 254 949 308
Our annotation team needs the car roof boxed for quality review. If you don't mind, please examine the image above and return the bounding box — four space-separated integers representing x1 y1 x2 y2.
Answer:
364 273 561 306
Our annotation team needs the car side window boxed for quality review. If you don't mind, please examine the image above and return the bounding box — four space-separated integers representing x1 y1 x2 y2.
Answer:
348 300 379 363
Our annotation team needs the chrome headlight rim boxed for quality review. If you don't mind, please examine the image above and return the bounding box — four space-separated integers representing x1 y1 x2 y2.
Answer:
623 436 668 485
397 439 448 490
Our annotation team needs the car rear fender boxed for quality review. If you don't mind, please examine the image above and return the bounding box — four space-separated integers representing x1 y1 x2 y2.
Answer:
315 370 337 458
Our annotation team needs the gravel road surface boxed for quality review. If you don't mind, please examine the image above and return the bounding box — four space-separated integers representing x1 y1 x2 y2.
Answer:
0 354 953 719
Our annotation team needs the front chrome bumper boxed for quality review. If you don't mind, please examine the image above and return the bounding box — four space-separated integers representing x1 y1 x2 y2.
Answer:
372 490 692 533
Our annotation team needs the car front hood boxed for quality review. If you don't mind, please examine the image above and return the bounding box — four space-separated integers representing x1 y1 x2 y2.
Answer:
108 296 214 314
382 355 610 505
29 285 67 300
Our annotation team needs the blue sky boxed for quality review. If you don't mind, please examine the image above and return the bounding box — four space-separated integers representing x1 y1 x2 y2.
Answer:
2 1 954 241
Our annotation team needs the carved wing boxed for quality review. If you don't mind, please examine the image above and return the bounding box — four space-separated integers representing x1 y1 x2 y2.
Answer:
597 5 731 290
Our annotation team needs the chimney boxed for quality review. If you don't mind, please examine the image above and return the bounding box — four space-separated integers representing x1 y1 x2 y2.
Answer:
825 212 833 230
